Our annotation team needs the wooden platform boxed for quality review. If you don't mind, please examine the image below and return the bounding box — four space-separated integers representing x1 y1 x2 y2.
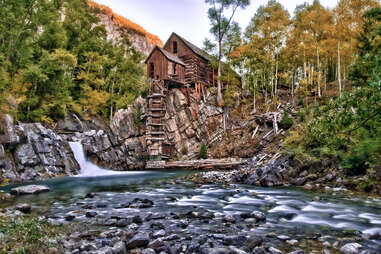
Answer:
145 158 244 170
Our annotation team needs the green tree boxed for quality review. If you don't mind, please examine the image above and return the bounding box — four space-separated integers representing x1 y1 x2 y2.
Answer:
205 0 250 106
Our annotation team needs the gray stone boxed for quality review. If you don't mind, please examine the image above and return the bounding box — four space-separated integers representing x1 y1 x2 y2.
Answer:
245 235 263 249
10 185 50 195
153 229 166 238
126 233 149 249
277 235 290 241
141 249 156 254
251 211 266 221
15 203 31 213
148 239 165 250
15 143 39 167
288 251 304 254
112 241 126 254
252 247 266 254
223 235 247 246
269 247 283 254
0 114 22 148
229 247 248 254
340 243 362 254
0 144 5 159
206 248 230 254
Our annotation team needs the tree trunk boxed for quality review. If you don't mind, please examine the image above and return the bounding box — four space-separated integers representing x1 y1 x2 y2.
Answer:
291 71 294 104
253 78 257 113
217 40 223 106
109 80 114 126
275 56 278 97
338 41 342 97
317 46 321 98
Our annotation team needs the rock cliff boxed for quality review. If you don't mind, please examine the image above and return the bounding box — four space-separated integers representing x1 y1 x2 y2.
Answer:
88 1 162 56
0 114 80 183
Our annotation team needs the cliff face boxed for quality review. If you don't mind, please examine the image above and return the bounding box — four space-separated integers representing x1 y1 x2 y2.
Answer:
88 1 162 56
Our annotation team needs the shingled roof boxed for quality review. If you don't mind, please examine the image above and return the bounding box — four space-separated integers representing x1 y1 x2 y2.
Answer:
145 46 185 66
169 32 212 62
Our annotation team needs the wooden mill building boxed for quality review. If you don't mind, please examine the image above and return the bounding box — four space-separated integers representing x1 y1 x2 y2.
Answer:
144 32 218 159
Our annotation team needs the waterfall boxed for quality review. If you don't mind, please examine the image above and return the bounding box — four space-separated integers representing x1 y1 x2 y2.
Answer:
69 141 127 177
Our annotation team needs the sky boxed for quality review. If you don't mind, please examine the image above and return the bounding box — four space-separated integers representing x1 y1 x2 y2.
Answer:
94 0 338 47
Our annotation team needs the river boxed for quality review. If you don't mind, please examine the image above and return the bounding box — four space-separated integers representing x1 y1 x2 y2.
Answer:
1 142 381 253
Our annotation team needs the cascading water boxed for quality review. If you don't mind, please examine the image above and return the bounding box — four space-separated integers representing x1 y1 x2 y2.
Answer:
69 141 128 177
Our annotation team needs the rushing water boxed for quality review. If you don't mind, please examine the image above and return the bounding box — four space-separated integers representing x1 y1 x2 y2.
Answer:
69 142 140 177
2 143 381 251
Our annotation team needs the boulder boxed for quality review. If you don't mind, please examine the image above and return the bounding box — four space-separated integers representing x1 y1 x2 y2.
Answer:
0 114 24 148
14 143 40 167
173 89 187 109
112 241 127 254
10 185 50 195
126 233 150 249
56 113 84 132
340 243 362 254
111 107 139 140
15 203 32 213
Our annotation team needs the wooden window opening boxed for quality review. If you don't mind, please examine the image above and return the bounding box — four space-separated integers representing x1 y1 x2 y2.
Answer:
173 41 178 54
149 63 154 78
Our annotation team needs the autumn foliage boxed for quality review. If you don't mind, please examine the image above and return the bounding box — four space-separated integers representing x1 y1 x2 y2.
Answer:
88 1 163 47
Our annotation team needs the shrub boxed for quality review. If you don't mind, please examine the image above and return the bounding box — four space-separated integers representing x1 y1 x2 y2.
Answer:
279 110 293 130
181 146 188 155
134 105 143 128
297 110 306 122
297 97 304 106
199 143 207 159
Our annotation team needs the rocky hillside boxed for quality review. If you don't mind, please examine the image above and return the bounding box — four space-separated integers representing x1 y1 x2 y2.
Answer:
88 1 162 55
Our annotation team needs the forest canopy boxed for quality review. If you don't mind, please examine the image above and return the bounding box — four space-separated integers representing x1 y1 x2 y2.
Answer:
0 0 146 124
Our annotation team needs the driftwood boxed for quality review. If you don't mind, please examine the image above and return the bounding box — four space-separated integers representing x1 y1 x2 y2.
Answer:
251 125 259 138
159 158 244 170
273 113 279 135
263 130 273 139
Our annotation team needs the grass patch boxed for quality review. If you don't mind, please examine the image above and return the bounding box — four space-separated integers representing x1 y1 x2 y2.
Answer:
0 214 68 254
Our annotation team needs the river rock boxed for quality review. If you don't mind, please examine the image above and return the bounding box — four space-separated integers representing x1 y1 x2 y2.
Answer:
222 235 247 245
245 235 263 249
112 241 127 254
289 250 305 254
241 156 291 187
126 233 150 249
269 247 283 254
340 243 362 254
15 203 32 213
251 211 266 221
10 185 50 195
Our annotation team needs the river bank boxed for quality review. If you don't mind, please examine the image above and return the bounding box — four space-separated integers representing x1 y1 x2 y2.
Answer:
185 152 381 197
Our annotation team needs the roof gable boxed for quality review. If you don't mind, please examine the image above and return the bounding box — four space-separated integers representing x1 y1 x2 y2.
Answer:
145 46 185 66
165 32 211 62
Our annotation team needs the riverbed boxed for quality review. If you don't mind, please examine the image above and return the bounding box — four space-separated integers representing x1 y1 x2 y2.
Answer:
2 170 381 253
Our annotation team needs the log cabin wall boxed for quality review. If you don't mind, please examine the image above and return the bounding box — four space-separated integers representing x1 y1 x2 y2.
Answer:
167 61 185 81
146 49 168 80
146 47 185 81
163 33 216 86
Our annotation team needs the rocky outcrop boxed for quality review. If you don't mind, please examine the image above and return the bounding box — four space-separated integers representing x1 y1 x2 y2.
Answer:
57 97 147 171
88 1 162 56
164 88 223 159
0 114 80 183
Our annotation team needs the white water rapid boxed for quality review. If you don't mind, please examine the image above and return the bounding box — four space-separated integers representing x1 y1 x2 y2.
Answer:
69 141 130 177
